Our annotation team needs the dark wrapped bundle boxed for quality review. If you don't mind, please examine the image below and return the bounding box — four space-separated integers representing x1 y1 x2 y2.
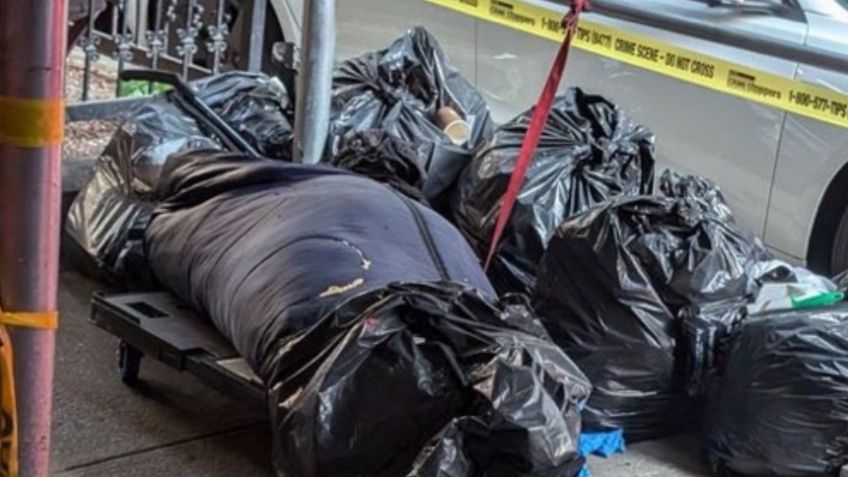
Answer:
329 27 493 204
707 305 848 476
65 72 293 280
453 88 656 294
533 189 768 441
146 152 591 477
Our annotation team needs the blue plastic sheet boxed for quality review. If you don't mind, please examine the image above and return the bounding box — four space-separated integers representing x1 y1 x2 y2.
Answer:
578 430 626 477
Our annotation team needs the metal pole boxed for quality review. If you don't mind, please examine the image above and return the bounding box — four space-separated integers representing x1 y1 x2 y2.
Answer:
246 0 268 72
294 0 335 164
0 0 66 475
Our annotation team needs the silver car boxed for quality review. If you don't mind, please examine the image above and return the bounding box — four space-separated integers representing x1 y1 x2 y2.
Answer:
269 0 848 272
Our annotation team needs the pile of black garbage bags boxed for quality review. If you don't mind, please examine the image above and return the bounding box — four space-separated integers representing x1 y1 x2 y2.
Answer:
67 27 848 477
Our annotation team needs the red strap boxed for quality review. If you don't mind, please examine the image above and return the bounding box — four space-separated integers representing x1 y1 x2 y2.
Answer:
484 0 590 271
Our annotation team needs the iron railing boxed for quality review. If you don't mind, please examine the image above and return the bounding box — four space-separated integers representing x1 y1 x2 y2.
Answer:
66 0 270 122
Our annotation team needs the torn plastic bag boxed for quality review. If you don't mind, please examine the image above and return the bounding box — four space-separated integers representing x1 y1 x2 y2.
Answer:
745 259 840 313
273 283 592 477
680 260 839 398
65 72 293 280
453 88 655 294
533 192 768 441
707 305 848 476
145 152 591 476
329 27 493 205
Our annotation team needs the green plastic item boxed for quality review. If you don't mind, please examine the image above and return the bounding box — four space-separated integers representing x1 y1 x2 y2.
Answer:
118 80 171 98
791 291 845 310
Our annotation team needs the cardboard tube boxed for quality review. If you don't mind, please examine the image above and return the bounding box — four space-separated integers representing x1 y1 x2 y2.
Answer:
435 106 471 146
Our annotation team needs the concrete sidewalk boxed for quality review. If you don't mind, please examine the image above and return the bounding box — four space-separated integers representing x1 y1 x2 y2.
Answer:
50 270 711 476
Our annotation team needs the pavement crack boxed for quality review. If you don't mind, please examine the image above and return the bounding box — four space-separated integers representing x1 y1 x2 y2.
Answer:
59 421 267 472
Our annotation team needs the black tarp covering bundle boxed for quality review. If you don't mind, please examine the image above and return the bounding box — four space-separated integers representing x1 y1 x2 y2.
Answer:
329 27 493 205
453 88 656 294
707 305 848 476
533 175 768 441
66 72 293 280
146 152 591 477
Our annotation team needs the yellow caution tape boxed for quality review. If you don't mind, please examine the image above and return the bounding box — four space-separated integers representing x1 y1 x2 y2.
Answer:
0 307 56 476
0 96 65 148
0 312 58 331
0 325 17 477
423 0 848 130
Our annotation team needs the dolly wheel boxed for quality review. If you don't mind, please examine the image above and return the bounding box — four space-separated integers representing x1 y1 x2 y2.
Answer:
118 341 143 386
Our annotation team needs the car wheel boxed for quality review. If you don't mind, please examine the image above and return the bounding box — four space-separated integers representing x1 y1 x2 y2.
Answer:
830 206 848 276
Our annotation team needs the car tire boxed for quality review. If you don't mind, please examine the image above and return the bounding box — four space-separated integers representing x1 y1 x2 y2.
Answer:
830 206 848 276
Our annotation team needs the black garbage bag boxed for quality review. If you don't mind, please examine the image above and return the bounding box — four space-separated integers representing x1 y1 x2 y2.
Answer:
678 298 748 398
533 189 768 441
329 27 493 205
66 72 293 280
707 305 848 476
272 283 592 477
197 72 294 158
453 88 655 294
329 129 426 201
145 152 591 476
659 170 734 222
679 256 840 399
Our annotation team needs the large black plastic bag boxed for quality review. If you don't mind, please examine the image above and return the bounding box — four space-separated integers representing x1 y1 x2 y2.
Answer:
707 305 848 476
146 152 591 476
271 283 592 477
678 298 749 398
66 72 293 279
680 258 840 399
453 88 656 294
329 27 493 205
329 129 426 201
533 190 768 441
195 72 294 158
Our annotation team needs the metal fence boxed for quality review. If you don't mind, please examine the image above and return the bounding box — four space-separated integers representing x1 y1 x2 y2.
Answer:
66 0 269 122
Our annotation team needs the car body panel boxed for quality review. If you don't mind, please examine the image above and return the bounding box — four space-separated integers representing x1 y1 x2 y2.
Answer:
766 11 848 259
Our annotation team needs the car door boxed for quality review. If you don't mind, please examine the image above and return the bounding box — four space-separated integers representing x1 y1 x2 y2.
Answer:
474 0 807 237
766 2 848 267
